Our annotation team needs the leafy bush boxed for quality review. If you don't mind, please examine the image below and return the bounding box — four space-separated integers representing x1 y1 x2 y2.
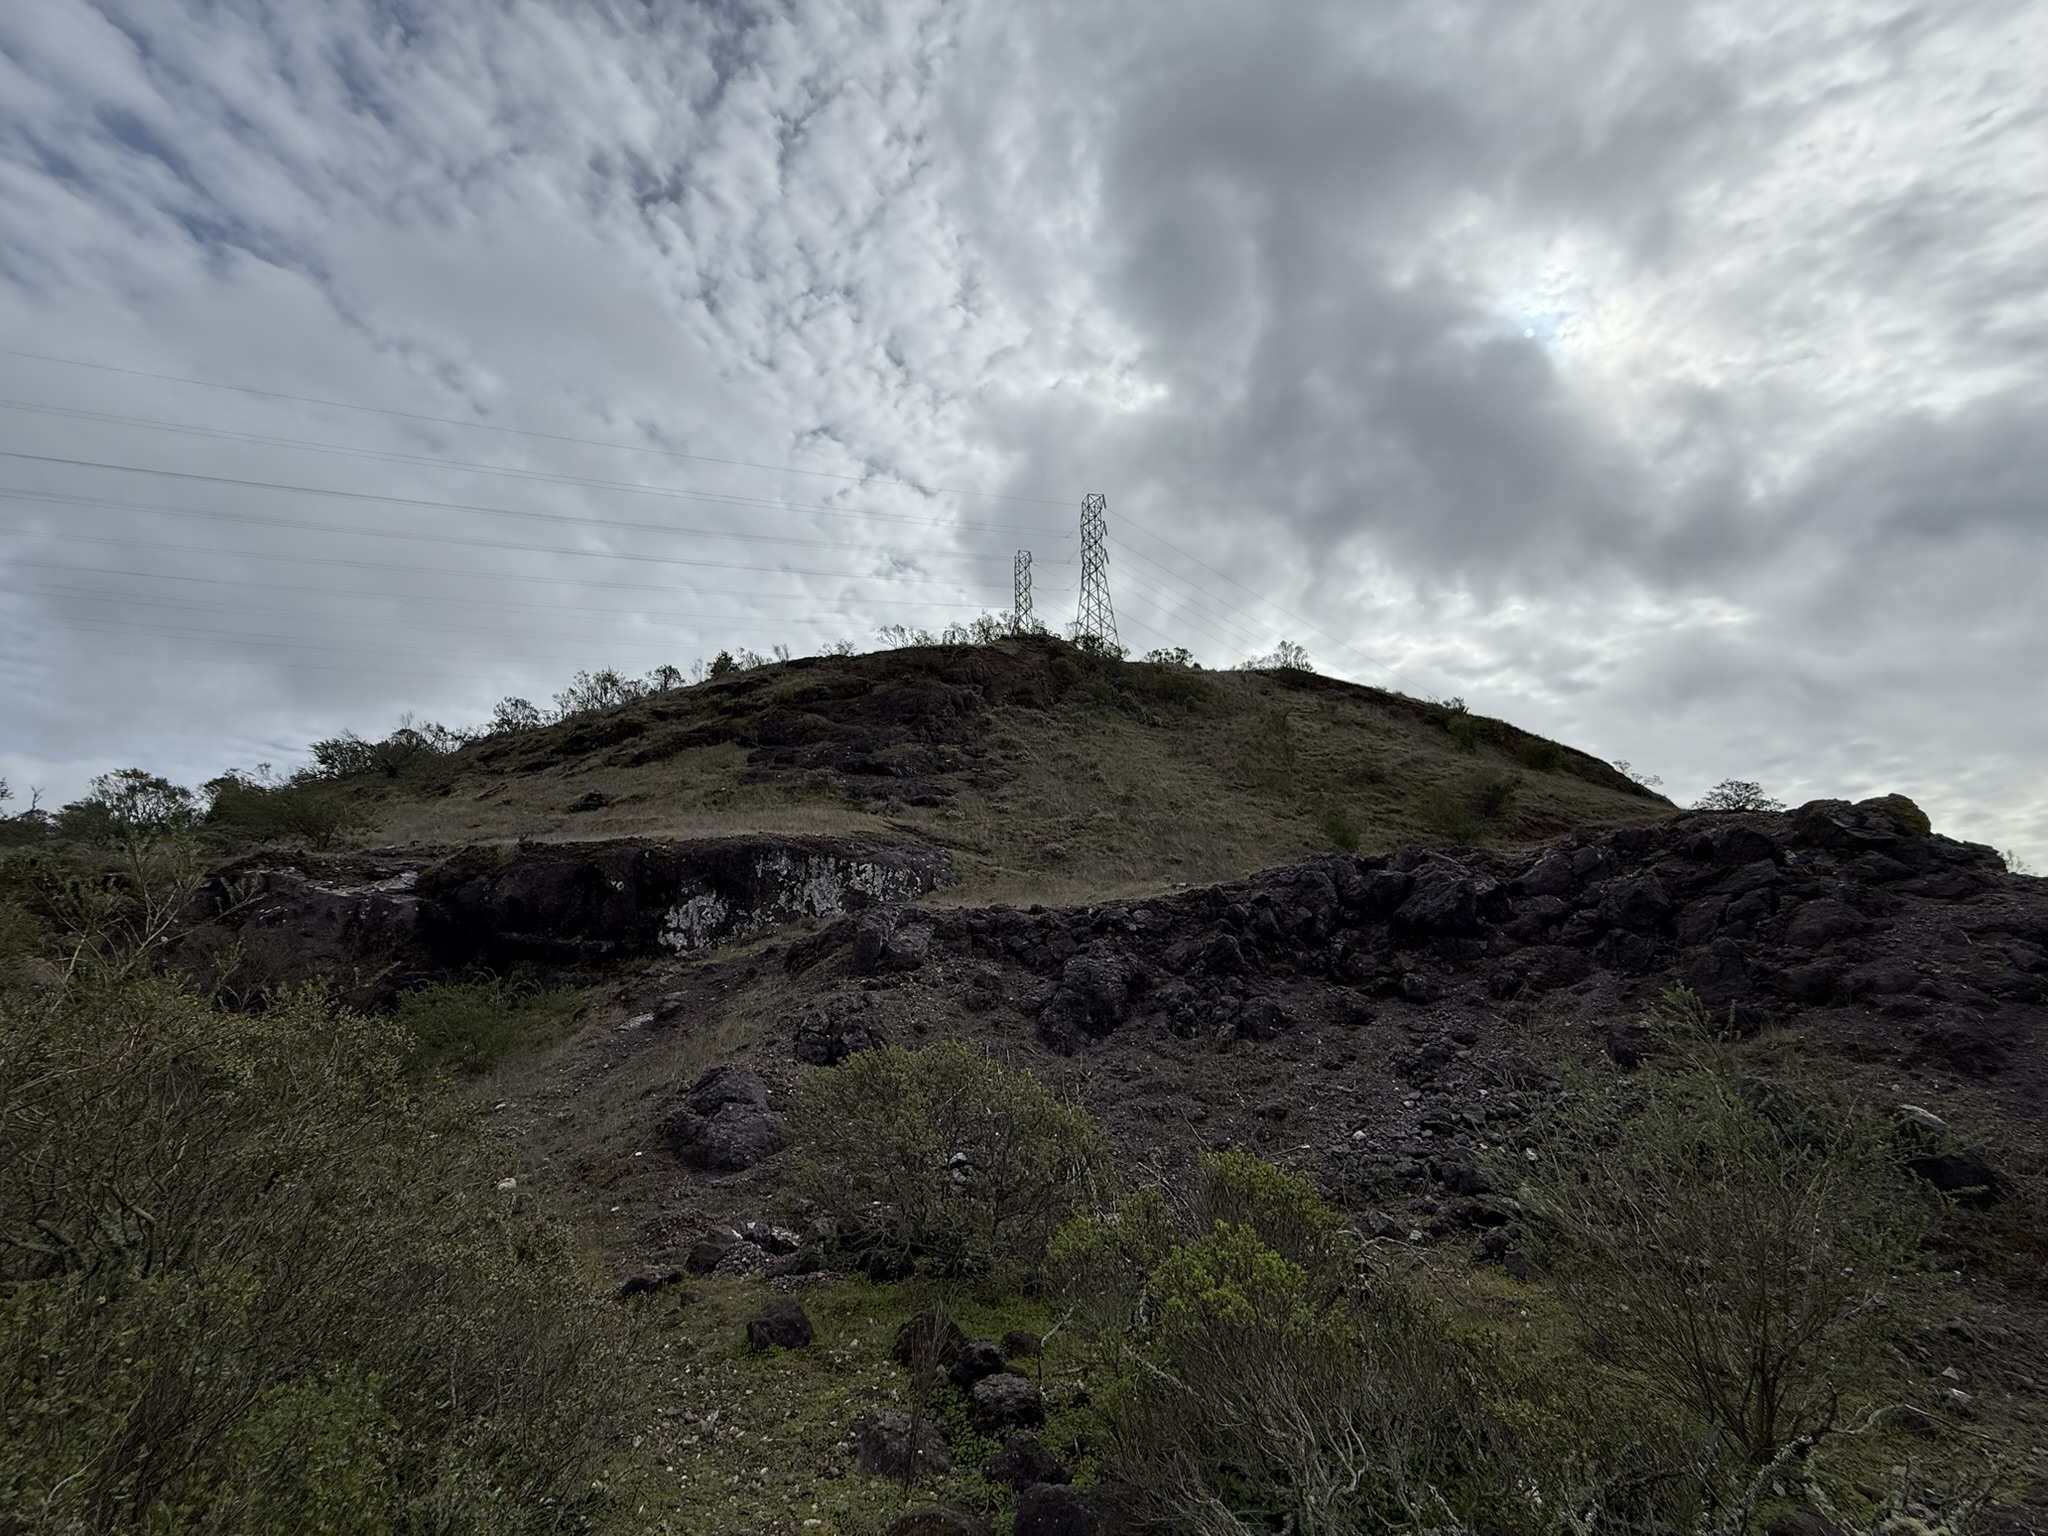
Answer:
490 695 546 733
394 972 587 1076
0 973 610 1533
204 773 365 850
552 666 645 718
1055 1154 1550 1534
785 1042 1109 1279
1512 736 1564 772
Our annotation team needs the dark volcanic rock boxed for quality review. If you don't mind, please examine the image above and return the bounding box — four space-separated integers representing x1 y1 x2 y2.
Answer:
416 834 951 966
667 1065 784 1170
1014 1484 1104 1536
1394 867 1478 942
987 1431 1070 1491
1781 898 1870 949
1038 950 1142 1054
948 1338 1007 1390
794 998 888 1065
884 1511 994 1536
970 1372 1046 1433
1907 1149 2004 1206
745 1297 813 1351
852 1410 952 1479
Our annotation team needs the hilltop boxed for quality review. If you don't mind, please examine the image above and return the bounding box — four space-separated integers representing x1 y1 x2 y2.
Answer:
300 637 1672 905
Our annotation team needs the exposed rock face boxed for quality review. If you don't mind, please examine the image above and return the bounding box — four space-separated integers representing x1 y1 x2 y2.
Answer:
187 834 951 993
420 835 950 961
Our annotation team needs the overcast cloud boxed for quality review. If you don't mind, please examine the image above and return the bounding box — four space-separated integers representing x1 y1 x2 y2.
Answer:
2 0 2043 861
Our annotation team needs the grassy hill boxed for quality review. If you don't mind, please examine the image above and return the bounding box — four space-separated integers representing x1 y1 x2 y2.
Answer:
321 637 1673 904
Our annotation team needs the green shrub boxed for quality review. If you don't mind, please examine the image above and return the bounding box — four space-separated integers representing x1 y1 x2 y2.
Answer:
1076 1167 1535 1534
0 975 610 1533
1512 736 1564 772
786 1042 1109 1279
205 775 366 850
394 972 586 1076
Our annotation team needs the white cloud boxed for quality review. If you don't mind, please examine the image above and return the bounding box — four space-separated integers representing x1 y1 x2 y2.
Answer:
1 0 2043 863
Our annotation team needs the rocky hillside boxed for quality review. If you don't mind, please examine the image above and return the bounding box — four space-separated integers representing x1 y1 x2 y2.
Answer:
15 642 2048 1536
325 637 1673 905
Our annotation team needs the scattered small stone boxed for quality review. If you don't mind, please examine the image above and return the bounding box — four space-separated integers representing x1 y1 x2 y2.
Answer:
882 1509 993 1536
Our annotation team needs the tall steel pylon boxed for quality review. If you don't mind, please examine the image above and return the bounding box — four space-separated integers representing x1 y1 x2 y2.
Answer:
1013 549 1033 632
1074 493 1117 648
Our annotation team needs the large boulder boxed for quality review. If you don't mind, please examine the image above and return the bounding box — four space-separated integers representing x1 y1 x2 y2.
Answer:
987 1431 1070 1492
667 1064 784 1171
969 1373 1045 1434
1393 867 1478 942
745 1298 813 1351
1038 950 1142 1054
851 1409 952 1479
1015 1484 1105 1536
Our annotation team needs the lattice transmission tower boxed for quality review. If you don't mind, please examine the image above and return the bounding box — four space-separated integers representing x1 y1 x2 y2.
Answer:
1013 549 1033 632
1074 493 1118 648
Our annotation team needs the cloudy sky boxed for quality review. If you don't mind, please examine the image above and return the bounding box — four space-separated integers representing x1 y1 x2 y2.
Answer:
2 0 2043 861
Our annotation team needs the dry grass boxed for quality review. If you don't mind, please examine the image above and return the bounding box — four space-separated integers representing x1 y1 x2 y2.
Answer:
345 647 1671 908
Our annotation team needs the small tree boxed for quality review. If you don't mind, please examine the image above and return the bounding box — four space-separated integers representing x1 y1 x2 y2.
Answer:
1694 780 1786 813
490 696 546 733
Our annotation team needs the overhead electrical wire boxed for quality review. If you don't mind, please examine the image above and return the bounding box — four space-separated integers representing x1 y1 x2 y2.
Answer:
0 397 1072 538
5 527 1016 596
0 455 1026 563
0 345 1071 506
5 561 1018 615
0 488 1015 582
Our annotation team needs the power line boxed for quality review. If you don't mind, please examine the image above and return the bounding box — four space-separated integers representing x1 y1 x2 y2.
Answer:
6 560 999 615
4 582 932 640
0 345 1070 506
0 351 1441 695
0 488 1013 582
6 527 1007 596
0 397 1071 538
0 453 1025 562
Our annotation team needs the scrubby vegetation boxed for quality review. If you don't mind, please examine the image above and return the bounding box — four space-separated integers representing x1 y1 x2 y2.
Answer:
785 1042 1110 1283
0 854 613 1534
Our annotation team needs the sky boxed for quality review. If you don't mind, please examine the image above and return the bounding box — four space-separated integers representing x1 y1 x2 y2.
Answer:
1 0 2043 863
